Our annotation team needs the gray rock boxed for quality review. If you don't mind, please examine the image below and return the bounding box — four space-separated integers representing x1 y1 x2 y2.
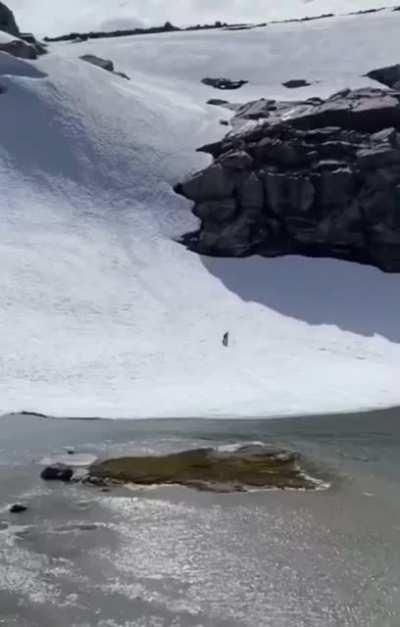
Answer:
238 173 264 210
357 146 400 170
20 32 47 56
199 214 253 255
366 64 400 88
41 464 74 482
283 79 311 89
202 77 248 90
0 2 19 36
175 86 400 271
317 167 356 208
193 198 237 222
218 150 253 170
175 164 235 201
264 172 315 214
80 54 114 73
0 39 37 59
9 504 27 514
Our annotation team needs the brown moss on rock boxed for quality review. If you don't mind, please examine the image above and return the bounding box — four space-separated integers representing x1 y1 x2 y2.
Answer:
89 445 323 492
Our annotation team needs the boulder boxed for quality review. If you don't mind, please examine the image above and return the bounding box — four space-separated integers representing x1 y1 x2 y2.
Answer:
283 79 312 88
175 164 235 201
0 2 19 36
41 464 74 482
0 38 37 59
238 173 264 210
202 77 248 90
193 198 237 222
9 504 27 514
80 54 115 72
175 86 400 271
366 64 400 88
218 150 253 170
19 32 47 55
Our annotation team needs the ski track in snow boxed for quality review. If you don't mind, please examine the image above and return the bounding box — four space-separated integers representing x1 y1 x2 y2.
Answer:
0 9 400 418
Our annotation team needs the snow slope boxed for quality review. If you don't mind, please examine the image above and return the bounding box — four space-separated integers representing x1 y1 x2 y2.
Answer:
8 0 398 38
0 9 400 418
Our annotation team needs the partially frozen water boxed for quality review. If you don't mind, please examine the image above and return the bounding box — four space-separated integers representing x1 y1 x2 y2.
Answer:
1 409 400 626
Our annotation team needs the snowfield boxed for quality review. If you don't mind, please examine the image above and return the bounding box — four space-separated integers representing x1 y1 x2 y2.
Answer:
1 9 400 418
8 0 400 38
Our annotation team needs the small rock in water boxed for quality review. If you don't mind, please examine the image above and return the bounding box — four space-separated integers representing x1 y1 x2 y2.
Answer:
41 464 74 482
64 447 75 455
9 504 27 514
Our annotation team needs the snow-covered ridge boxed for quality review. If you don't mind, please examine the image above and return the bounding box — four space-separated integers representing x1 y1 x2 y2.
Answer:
8 0 400 37
0 8 399 418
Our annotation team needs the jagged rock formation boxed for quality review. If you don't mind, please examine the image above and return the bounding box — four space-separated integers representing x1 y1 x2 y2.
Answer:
176 87 400 272
0 3 46 58
0 1 19 36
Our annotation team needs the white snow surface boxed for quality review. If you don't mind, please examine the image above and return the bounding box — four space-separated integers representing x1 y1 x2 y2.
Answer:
1 10 400 418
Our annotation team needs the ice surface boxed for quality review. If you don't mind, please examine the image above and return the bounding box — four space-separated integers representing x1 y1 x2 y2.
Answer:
0 10 400 418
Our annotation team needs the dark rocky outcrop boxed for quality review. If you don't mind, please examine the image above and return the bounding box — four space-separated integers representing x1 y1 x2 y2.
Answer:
9 504 27 514
176 87 400 272
80 54 114 72
80 54 129 79
0 2 19 36
89 445 324 491
283 79 312 89
0 39 37 59
41 464 74 482
19 32 47 56
366 64 400 89
202 77 248 90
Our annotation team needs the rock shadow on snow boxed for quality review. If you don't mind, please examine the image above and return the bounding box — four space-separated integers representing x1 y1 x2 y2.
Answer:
0 51 47 79
201 254 400 343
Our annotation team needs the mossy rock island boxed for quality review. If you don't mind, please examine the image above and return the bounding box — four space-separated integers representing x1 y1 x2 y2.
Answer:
89 445 324 492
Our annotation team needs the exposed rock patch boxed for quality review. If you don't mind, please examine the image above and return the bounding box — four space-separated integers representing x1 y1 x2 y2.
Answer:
41 464 74 482
89 445 324 492
202 77 248 90
283 79 312 89
9 504 27 514
80 54 130 79
0 2 19 36
0 38 37 59
176 87 400 272
366 64 400 89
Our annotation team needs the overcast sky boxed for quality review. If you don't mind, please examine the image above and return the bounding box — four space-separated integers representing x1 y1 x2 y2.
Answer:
9 0 384 36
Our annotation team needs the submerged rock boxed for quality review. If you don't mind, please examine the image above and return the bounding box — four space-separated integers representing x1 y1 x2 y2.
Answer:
176 86 400 272
89 445 322 492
